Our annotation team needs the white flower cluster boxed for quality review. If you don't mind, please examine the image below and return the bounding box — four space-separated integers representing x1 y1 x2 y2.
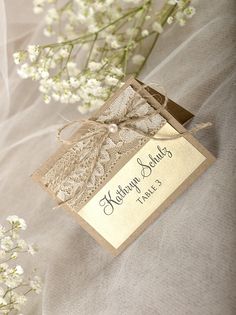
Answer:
0 215 42 314
167 0 196 26
40 0 129 40
14 43 124 111
33 0 56 15
15 0 197 113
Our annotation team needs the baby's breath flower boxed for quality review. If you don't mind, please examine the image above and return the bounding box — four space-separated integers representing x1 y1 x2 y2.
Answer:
90 98 104 109
77 105 89 114
13 51 27 65
88 61 103 71
0 225 5 238
45 7 59 25
12 231 19 240
168 0 178 4
33 0 45 14
127 28 138 37
141 29 149 37
167 16 174 24
110 67 123 77
7 215 27 230
27 45 40 62
44 95 51 104
61 79 70 89
15 265 24 275
0 250 6 260
105 34 120 49
69 77 80 89
184 6 196 18
59 47 70 58
1 237 14 251
17 239 28 250
70 94 80 103
43 26 54 37
30 276 42 294
17 63 32 79
175 11 186 26
52 93 60 101
34 6 44 14
152 21 163 33
67 62 80 76
38 67 49 79
88 24 99 33
15 294 27 306
132 54 145 65
3 269 23 288
28 244 38 256
9 291 27 311
111 40 120 49
57 35 66 43
0 263 9 272
5 274 23 289
105 75 119 86
179 19 186 26
177 0 186 9
11 252 18 259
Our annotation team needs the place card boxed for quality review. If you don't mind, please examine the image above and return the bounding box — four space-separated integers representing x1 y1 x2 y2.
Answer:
33 78 215 255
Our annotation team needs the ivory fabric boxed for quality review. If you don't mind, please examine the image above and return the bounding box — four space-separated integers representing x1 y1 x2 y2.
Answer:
0 0 235 314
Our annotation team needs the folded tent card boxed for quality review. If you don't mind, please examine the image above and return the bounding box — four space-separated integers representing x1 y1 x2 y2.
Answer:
32 77 215 256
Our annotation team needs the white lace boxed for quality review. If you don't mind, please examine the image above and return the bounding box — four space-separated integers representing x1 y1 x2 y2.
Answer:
42 86 166 211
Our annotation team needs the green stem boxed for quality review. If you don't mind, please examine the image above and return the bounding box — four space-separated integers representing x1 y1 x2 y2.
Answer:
85 33 98 68
59 0 72 12
0 226 18 240
5 246 19 253
135 2 178 76
122 1 151 75
136 32 159 77
24 288 33 295
3 283 28 299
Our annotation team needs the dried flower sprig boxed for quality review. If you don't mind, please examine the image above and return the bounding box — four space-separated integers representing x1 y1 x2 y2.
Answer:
14 0 196 113
0 216 42 314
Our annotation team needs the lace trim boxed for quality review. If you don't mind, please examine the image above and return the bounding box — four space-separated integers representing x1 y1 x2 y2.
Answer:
42 86 166 211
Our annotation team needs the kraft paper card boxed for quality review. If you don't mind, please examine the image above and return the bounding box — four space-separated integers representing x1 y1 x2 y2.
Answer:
32 77 215 256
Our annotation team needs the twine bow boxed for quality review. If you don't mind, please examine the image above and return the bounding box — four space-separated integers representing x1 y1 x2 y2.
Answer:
54 85 212 208
57 116 212 145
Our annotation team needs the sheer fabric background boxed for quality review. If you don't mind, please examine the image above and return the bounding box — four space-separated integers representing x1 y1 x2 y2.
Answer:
0 0 235 314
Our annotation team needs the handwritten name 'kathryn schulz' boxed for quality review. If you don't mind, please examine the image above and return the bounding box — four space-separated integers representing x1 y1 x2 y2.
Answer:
99 146 173 215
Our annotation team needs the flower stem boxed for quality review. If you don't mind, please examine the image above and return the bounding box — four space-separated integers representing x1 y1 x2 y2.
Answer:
135 2 177 76
24 288 33 295
85 33 98 68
